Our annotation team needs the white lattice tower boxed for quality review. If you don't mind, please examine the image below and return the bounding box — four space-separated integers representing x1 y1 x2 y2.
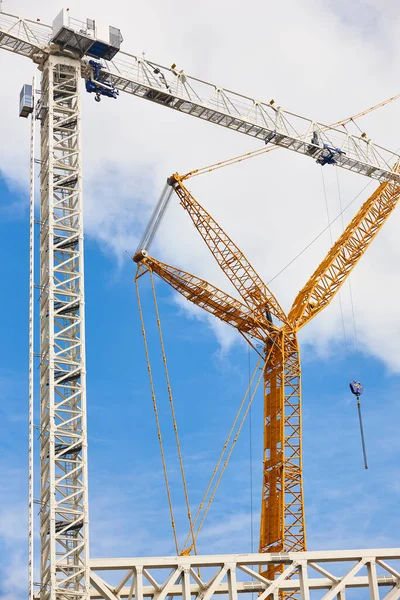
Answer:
39 55 89 600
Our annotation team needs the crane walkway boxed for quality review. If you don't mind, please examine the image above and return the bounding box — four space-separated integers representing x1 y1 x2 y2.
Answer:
1 10 400 184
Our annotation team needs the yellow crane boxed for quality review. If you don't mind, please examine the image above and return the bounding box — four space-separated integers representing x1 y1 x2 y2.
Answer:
134 164 400 577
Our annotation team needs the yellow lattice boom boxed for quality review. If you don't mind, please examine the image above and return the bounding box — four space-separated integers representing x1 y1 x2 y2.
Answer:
134 164 400 578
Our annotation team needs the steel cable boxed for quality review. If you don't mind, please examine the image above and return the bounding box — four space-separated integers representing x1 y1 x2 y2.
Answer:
135 277 179 554
149 270 198 555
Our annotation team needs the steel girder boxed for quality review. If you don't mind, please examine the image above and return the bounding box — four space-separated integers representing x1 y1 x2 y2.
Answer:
85 549 400 600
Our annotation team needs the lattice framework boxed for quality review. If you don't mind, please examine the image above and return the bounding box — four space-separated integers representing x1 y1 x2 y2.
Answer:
39 54 89 600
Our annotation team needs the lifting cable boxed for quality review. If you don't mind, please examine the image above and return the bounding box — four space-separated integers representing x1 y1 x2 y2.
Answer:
335 168 359 356
323 170 367 469
267 177 374 285
189 358 265 548
321 167 349 355
335 171 366 469
135 277 179 554
181 348 271 553
148 269 198 555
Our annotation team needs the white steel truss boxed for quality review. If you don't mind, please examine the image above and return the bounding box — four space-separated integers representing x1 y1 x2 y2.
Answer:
39 54 89 600
1 10 400 184
87 549 400 600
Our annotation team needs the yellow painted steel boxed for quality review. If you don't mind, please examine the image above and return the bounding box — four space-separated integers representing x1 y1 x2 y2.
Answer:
289 167 400 330
134 167 400 574
135 277 179 554
169 176 287 328
148 270 198 556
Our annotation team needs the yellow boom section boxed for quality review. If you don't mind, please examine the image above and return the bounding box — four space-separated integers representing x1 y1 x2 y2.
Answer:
170 175 287 328
289 173 400 330
134 252 269 341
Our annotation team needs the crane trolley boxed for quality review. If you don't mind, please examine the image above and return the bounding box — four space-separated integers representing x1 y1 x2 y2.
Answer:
85 60 119 102
316 144 345 166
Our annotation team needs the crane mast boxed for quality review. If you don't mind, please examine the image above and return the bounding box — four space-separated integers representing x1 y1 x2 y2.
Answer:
39 54 89 600
260 330 303 575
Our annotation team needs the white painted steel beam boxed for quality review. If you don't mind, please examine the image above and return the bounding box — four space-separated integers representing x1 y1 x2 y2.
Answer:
87 550 400 600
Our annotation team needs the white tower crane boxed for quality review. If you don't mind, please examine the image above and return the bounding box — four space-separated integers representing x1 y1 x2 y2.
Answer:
1 8 400 600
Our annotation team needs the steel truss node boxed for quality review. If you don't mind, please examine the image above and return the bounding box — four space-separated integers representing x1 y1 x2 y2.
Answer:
85 549 400 600
39 54 89 600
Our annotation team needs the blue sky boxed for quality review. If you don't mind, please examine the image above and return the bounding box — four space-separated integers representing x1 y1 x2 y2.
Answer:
1 0 400 598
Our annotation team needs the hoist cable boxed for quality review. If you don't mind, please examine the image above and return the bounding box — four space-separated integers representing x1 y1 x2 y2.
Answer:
149 270 198 555
135 277 179 554
190 360 265 546
337 168 360 357
321 168 348 354
181 355 265 552
348 281 359 355
335 167 359 358
267 177 374 285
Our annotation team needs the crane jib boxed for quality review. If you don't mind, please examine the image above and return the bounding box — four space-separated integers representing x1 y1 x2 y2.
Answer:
0 9 399 183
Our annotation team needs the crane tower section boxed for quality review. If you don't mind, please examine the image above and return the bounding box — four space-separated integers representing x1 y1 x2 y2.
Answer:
39 54 89 600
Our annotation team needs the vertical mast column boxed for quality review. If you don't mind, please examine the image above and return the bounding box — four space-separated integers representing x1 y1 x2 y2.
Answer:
39 54 89 600
260 331 305 579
